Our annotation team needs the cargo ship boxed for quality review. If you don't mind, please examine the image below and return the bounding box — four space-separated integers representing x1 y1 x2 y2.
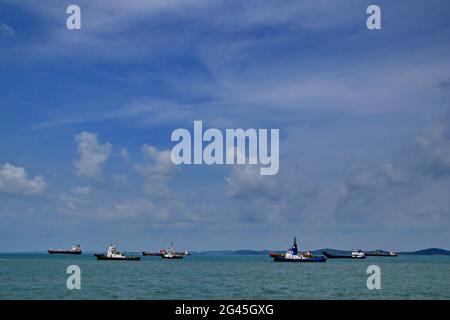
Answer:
48 244 82 255
365 250 397 257
323 249 366 259
272 237 327 262
94 244 140 261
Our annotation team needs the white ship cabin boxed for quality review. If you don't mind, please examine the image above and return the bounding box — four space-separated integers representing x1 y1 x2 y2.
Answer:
351 249 365 258
107 244 125 258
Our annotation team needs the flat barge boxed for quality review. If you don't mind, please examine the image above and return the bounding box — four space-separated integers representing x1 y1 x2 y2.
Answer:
365 250 397 257
323 249 366 259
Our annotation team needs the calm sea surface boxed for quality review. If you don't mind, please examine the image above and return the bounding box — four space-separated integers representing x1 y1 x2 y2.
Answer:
0 253 448 299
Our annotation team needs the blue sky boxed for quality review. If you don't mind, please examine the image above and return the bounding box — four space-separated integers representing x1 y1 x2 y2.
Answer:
1 0 450 252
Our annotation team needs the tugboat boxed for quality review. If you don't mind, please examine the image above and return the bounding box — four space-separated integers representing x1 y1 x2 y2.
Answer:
323 248 366 259
94 244 140 261
48 244 82 255
272 237 327 262
161 242 184 260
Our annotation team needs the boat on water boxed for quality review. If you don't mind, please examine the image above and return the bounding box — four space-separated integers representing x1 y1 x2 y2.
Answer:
94 244 140 261
161 242 184 260
365 250 397 257
272 237 327 262
323 249 366 259
142 248 190 257
48 244 82 255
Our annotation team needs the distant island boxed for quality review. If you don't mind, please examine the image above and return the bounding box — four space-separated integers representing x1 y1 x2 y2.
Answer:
397 248 450 256
190 248 450 256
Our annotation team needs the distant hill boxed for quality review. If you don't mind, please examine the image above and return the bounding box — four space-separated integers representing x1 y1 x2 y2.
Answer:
398 248 450 256
191 250 270 256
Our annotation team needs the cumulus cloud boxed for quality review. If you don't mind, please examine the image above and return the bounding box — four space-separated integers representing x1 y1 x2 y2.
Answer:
0 163 46 196
135 144 176 196
59 196 170 221
117 147 130 160
111 198 169 221
415 120 450 177
74 131 112 179
344 162 408 193
225 165 282 201
223 162 288 223
141 145 173 176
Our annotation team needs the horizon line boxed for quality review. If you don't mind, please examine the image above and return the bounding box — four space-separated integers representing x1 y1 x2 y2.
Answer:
0 247 449 254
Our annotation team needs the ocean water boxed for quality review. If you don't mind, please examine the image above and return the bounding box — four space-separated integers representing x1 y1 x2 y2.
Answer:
0 253 449 300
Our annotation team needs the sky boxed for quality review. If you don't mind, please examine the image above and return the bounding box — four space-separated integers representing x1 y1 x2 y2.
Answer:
0 0 449 252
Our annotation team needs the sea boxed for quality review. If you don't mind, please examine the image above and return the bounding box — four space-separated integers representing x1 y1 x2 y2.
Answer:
0 253 449 300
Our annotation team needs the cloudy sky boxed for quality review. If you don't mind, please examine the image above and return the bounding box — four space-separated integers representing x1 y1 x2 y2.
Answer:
0 0 449 252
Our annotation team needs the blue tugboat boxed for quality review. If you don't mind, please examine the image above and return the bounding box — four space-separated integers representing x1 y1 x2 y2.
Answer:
273 237 327 262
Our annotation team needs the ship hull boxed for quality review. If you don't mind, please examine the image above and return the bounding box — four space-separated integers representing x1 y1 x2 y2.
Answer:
274 256 327 262
94 254 140 261
142 252 162 256
269 252 284 258
48 250 82 255
323 252 366 259
161 255 183 259
365 253 397 257
142 251 189 256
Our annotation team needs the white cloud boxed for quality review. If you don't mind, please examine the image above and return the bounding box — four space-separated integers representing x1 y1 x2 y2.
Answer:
344 162 408 193
117 147 130 160
0 163 46 196
416 120 450 176
74 131 112 179
59 197 170 221
111 198 169 220
225 165 281 200
141 144 173 176
135 144 176 197
71 186 91 195
0 21 15 38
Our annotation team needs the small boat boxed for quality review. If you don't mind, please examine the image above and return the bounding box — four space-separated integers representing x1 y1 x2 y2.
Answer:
323 249 366 259
48 244 82 255
143 248 190 257
272 237 327 262
94 244 140 261
161 242 184 260
365 250 397 257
